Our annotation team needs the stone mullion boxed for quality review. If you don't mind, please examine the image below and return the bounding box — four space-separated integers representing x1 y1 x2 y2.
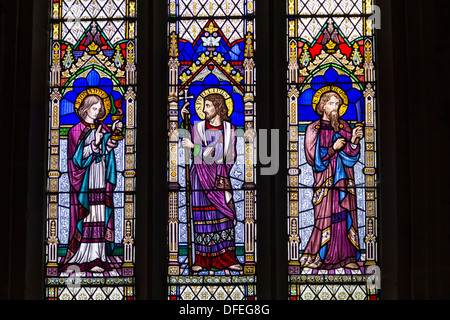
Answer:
168 30 181 275
287 81 300 273
46 88 62 277
122 86 137 276
363 83 377 265
242 31 256 275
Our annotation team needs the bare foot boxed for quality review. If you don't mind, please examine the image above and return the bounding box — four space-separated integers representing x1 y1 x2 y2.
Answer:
344 263 359 269
191 265 202 272
90 266 105 273
228 264 243 271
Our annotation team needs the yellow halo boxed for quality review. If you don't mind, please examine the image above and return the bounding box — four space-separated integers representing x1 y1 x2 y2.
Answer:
74 88 112 121
312 86 349 118
194 88 234 120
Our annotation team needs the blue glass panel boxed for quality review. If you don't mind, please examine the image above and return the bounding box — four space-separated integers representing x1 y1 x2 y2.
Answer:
180 40 195 60
86 69 100 86
204 73 220 87
231 112 244 126
231 93 244 112
219 81 234 94
311 75 326 90
299 105 320 121
230 43 242 61
324 68 339 83
73 78 88 93
346 88 363 104
99 78 114 95
337 75 352 91
63 90 78 103
60 113 80 125
298 88 315 107
111 90 122 102
60 99 74 116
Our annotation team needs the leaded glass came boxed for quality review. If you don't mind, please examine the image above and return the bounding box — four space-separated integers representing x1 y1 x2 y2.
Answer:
45 0 137 300
167 0 257 300
286 0 379 300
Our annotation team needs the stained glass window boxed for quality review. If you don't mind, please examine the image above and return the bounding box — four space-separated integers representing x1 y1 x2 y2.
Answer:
286 0 379 300
45 0 137 300
167 0 257 300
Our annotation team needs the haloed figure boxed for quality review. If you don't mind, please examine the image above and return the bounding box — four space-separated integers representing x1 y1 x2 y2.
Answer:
60 94 123 273
181 93 242 273
300 91 364 270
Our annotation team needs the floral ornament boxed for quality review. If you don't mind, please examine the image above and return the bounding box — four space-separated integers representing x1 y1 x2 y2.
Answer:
298 67 364 122
60 68 124 125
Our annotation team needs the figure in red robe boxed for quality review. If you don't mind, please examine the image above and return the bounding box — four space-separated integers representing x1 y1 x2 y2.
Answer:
59 94 123 273
300 91 364 270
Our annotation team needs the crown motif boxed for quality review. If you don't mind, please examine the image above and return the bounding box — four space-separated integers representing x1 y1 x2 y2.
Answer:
325 40 337 53
87 42 99 55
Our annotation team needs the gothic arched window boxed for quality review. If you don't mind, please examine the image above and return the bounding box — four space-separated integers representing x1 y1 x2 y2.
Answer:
167 0 257 300
286 0 380 300
45 0 137 300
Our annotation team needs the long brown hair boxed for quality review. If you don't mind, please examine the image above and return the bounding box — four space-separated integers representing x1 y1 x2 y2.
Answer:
316 92 342 133
205 94 231 122
77 95 106 120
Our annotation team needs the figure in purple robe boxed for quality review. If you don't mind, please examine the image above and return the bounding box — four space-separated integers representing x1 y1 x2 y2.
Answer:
59 94 123 273
300 91 364 270
181 93 242 273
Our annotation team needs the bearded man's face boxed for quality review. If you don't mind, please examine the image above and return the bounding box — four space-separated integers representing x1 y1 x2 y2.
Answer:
323 95 341 133
204 100 216 121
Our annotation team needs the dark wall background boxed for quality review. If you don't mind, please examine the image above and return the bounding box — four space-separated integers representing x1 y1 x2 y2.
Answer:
376 0 450 299
1 0 449 300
